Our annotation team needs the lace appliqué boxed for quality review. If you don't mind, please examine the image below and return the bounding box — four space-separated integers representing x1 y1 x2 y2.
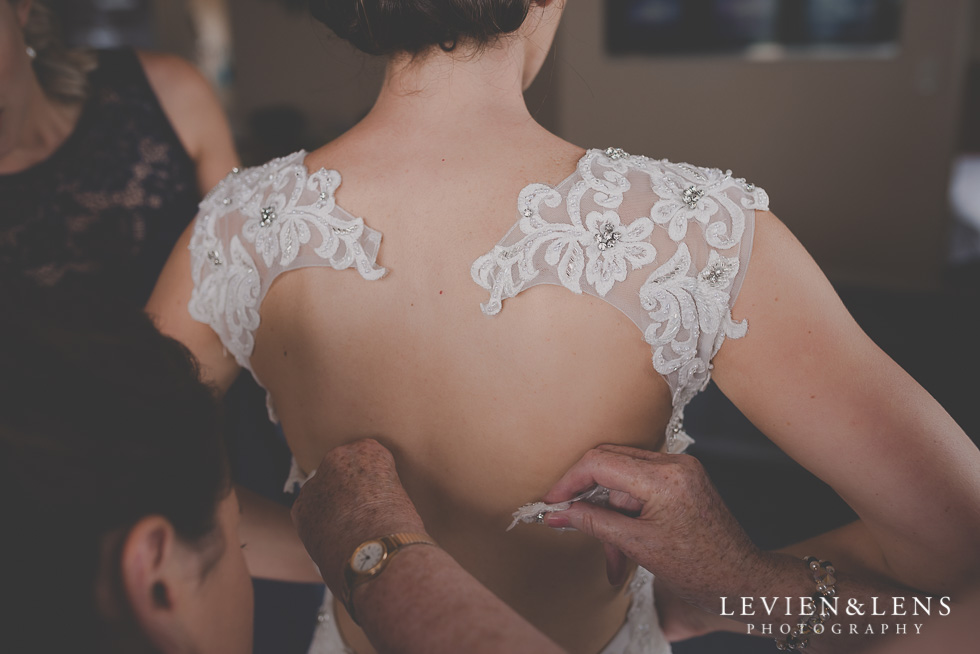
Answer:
188 151 386 404
622 568 671 654
472 149 658 313
473 149 769 453
651 163 748 248
640 245 748 447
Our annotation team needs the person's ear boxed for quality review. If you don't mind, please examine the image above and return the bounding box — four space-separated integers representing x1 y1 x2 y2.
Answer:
119 516 191 653
15 0 33 29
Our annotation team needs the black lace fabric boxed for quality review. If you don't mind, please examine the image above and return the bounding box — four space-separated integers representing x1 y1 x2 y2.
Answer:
0 49 200 305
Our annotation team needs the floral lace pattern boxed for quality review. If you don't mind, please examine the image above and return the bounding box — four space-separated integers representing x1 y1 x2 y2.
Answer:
188 151 386 404
472 148 769 452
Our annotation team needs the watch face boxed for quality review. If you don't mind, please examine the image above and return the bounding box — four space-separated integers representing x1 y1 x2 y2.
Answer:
352 541 385 573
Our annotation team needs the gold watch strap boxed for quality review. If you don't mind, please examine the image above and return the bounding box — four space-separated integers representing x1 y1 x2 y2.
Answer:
383 532 435 549
342 532 435 624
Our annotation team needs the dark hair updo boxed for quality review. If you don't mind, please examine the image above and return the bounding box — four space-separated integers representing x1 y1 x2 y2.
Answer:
309 0 535 55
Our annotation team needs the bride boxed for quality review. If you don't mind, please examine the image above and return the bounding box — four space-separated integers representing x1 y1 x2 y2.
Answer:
147 1 980 652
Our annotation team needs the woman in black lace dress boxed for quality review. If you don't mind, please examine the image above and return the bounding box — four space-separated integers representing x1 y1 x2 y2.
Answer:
1 6 325 652
0 0 237 304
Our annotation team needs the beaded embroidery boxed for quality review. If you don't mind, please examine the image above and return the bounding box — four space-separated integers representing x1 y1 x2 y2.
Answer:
472 149 768 452
188 151 386 401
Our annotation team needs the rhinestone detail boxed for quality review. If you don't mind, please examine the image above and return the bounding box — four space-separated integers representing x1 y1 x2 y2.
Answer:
699 256 737 288
703 263 727 286
594 223 622 251
704 268 725 286
604 146 627 160
259 206 277 228
207 250 223 266
682 186 705 209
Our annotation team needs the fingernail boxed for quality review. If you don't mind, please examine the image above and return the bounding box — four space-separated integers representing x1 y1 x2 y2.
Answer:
544 513 570 529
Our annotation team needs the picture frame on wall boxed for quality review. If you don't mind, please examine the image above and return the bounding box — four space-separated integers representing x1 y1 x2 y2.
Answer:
605 0 905 58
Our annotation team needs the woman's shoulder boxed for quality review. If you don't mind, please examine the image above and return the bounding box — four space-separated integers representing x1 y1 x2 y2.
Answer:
186 149 385 369
198 151 313 212
573 147 768 200
192 149 379 276
475 145 769 317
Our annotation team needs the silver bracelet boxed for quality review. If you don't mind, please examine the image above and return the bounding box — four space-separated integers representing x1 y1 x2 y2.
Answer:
775 557 838 652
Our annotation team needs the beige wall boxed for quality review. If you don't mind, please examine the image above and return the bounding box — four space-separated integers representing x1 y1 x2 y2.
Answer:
226 0 384 142
224 0 566 144
154 0 384 143
551 0 974 289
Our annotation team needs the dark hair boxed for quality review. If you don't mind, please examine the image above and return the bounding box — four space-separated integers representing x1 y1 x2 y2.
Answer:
0 279 229 652
309 0 534 55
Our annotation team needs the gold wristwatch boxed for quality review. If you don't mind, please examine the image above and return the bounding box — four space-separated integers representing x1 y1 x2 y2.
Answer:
342 532 435 623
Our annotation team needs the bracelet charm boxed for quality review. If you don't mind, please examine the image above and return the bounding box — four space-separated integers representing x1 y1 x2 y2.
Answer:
775 557 838 652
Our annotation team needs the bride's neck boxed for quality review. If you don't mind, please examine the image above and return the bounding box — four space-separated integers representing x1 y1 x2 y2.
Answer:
363 43 535 134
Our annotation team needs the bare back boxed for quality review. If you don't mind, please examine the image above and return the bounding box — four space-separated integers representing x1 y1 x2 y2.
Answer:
186 120 765 651
266 133 666 651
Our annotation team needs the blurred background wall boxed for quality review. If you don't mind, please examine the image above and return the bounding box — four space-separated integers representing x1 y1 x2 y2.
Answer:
153 0 384 160
554 1 973 289
123 0 980 290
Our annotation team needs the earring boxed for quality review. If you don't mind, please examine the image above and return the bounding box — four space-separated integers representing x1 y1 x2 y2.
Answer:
26 46 37 60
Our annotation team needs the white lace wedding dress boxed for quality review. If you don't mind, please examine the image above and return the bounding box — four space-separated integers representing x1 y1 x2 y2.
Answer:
188 147 769 654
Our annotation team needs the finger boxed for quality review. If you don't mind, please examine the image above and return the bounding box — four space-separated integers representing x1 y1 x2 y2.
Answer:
595 443 663 461
604 543 629 586
606 488 643 514
351 436 395 463
325 437 394 471
543 449 662 504
544 501 642 551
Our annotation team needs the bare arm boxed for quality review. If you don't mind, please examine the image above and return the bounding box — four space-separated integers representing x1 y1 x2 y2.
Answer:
543 446 943 653
236 486 322 582
145 222 240 391
137 50 238 196
542 211 978 651
293 440 566 654
713 211 980 594
354 545 566 654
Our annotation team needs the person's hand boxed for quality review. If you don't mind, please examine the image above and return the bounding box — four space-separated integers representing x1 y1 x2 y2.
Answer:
542 444 774 614
290 438 427 596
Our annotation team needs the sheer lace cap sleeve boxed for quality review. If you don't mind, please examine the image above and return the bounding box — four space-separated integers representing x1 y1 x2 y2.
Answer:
471 148 769 453
188 151 386 372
